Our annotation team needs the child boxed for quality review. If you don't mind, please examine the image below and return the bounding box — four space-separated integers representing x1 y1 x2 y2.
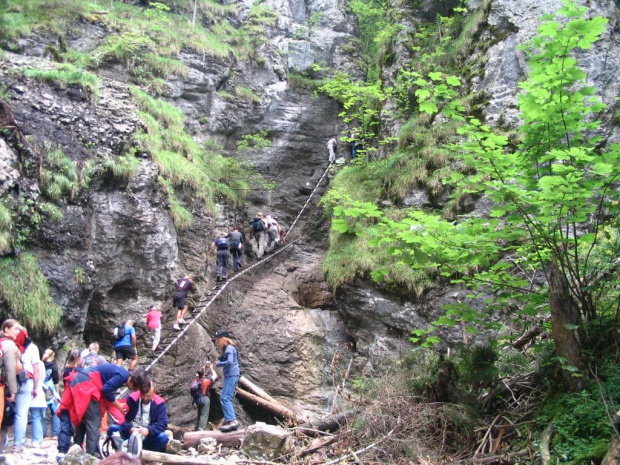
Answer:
146 305 162 352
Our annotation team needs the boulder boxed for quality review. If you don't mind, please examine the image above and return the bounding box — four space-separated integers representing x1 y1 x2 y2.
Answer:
59 445 99 465
242 422 291 460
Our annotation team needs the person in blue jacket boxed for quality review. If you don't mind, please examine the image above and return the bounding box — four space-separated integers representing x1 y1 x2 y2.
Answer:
213 330 240 432
107 372 169 453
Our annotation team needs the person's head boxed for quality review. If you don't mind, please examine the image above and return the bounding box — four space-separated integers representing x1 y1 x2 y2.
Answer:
233 225 240 231
140 381 156 404
256 212 263 218
89 342 100 353
148 304 157 312
66 349 81 368
197 369 205 378
15 325 29 353
42 348 55 362
126 320 134 327
99 452 142 465
212 330 234 350
1 319 20 340
127 369 151 394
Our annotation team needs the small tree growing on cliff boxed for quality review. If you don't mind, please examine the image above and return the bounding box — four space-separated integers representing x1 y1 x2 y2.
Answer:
330 2 619 390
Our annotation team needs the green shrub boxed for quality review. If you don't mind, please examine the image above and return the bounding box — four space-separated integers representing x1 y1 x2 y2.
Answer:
24 64 100 99
236 131 271 151
0 252 62 333
40 144 79 201
235 86 261 104
101 152 140 180
0 203 12 255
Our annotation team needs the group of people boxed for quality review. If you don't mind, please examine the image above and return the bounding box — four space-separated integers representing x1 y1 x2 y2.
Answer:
249 213 285 258
327 131 363 163
0 317 243 460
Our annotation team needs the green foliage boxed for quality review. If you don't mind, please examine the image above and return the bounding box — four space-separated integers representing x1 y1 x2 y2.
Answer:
39 202 64 222
0 252 62 333
74 266 85 284
132 87 247 218
236 131 271 151
101 152 140 179
537 359 620 463
0 202 13 255
24 64 100 99
235 86 261 104
348 0 387 80
40 144 79 201
287 72 326 90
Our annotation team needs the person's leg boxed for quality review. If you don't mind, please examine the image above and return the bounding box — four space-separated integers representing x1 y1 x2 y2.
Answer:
220 376 239 422
152 327 161 350
115 349 123 366
175 308 182 325
84 399 102 455
142 432 169 452
180 305 188 321
129 354 138 371
198 397 210 430
57 409 74 454
14 378 33 447
215 252 223 277
222 252 229 278
30 407 45 446
0 384 4 430
50 405 60 437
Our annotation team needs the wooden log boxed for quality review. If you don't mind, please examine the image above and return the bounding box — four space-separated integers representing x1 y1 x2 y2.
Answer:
239 376 278 405
540 421 554 465
235 387 298 424
182 429 244 449
168 423 193 440
142 449 219 464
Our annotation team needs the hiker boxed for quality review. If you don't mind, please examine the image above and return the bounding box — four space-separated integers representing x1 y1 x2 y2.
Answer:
264 215 280 250
107 374 169 453
274 217 285 244
173 276 194 331
210 232 230 283
192 362 217 431
114 320 138 371
0 319 22 447
226 225 245 272
62 349 81 387
349 130 358 159
42 349 61 437
146 305 162 352
30 354 47 447
81 342 106 368
250 212 266 256
13 327 41 452
327 136 337 163
213 330 240 432
57 363 137 459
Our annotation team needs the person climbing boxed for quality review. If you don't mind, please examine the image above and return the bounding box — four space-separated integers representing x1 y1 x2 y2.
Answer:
107 373 169 453
210 232 230 283
114 320 138 371
146 305 162 352
226 225 245 272
251 212 266 254
57 363 137 460
173 276 194 331
349 130 358 159
213 330 240 432
81 342 107 368
327 136 338 163
264 214 280 251
193 362 217 431
274 217 285 245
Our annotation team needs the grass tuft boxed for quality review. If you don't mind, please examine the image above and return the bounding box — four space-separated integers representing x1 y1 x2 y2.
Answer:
24 64 100 99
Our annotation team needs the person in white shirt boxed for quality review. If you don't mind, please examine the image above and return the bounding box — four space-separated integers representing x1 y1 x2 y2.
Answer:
14 331 41 451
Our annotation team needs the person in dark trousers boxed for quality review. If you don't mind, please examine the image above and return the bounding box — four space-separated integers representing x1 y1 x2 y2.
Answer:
57 364 143 460
42 349 60 437
213 330 240 432
114 320 138 371
194 362 217 431
226 225 245 272
173 276 194 331
107 374 169 453
210 232 230 282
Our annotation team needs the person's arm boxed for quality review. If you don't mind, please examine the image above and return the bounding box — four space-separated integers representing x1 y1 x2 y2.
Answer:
216 347 233 368
147 401 168 436
131 328 137 348
32 361 40 398
3 343 19 399
51 363 60 386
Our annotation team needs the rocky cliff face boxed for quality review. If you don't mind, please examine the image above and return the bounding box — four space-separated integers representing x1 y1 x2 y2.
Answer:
1 0 619 427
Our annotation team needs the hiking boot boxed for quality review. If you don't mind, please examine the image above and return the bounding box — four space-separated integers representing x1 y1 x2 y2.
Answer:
179 319 187 324
218 419 239 432
173 324 181 331
222 274 227 280
216 275 221 283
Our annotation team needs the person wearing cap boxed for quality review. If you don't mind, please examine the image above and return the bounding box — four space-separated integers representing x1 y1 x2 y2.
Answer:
0 319 22 448
13 326 41 451
194 361 217 431
213 330 240 432
173 276 194 331
251 212 267 257
145 305 162 352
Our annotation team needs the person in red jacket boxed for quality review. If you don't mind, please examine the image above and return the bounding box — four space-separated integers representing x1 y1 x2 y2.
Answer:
107 376 169 453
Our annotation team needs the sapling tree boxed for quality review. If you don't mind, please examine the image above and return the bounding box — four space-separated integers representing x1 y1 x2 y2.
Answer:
330 2 618 390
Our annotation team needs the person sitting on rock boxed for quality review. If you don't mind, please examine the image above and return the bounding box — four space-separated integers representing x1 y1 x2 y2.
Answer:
209 232 230 283
107 374 169 453
213 330 240 432
173 276 194 331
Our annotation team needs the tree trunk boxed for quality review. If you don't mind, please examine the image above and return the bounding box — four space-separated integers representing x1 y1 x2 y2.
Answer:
182 429 244 449
239 376 279 405
235 387 299 425
602 437 620 465
549 257 586 391
295 410 360 436
142 449 220 464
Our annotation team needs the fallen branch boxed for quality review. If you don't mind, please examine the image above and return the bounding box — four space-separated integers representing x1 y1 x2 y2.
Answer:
236 387 298 424
239 376 279 405
471 449 530 464
512 326 542 350
321 417 400 465
540 422 554 465
142 450 220 464
183 429 244 449
295 410 360 437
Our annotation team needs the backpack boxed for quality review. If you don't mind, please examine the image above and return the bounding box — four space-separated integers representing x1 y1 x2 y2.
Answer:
0 337 9 385
177 278 191 290
113 324 126 340
252 218 265 232
81 352 100 368
190 379 206 406
215 237 228 249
